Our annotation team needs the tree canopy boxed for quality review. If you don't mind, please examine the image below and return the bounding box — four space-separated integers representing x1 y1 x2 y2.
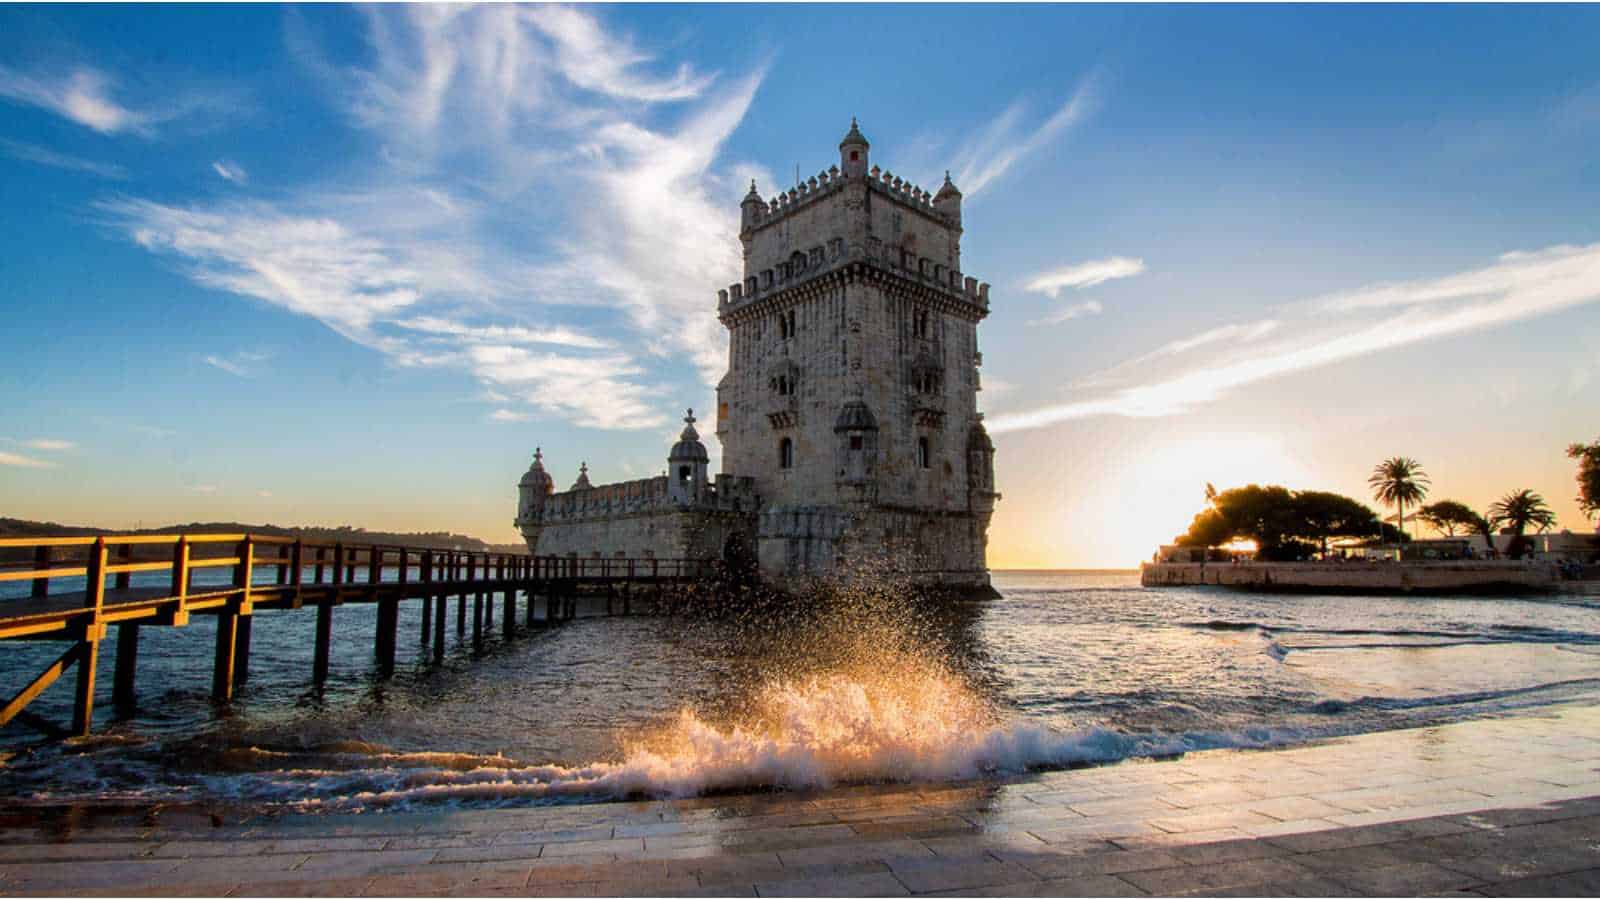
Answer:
1175 484 1382 560
1417 500 1489 538
1368 457 1430 540
1487 489 1557 560
1569 438 1600 526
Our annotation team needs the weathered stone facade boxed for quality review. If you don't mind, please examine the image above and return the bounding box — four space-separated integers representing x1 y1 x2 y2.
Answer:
516 121 999 594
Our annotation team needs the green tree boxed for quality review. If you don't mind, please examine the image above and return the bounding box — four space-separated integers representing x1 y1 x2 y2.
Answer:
1568 439 1600 527
1292 491 1382 556
1487 489 1557 560
1368 457 1430 541
1417 500 1487 537
1176 508 1234 553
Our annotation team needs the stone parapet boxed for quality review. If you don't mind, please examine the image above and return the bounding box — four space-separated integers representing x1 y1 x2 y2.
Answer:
1141 560 1562 593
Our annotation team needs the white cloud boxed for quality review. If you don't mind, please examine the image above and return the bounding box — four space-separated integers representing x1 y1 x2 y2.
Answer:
954 70 1102 197
489 408 531 423
212 160 248 184
0 138 126 179
4 437 75 452
1024 256 1145 298
1152 320 1282 358
256 489 273 498
991 242 1600 435
0 65 149 134
396 315 613 350
111 6 764 430
1033 299 1104 326
203 355 249 377
0 451 54 468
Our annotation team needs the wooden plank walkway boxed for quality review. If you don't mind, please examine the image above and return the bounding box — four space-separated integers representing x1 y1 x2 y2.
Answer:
0 533 714 739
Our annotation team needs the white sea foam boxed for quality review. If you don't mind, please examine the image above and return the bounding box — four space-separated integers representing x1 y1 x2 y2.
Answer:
170 672 1311 812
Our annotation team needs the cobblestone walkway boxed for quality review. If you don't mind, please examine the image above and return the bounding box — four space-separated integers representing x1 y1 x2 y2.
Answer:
3 705 1599 896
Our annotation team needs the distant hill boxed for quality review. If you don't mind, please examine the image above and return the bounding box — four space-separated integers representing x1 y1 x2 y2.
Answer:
0 517 526 561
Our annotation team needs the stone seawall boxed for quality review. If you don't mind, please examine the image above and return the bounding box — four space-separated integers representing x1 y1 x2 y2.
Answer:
1141 560 1562 594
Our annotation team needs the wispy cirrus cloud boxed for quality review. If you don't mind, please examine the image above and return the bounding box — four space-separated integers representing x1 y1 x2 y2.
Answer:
0 138 126 179
991 242 1600 435
0 451 54 469
953 70 1102 197
0 63 238 137
1033 300 1104 326
109 5 762 431
203 350 271 377
212 160 247 184
0 65 149 134
1025 256 1145 298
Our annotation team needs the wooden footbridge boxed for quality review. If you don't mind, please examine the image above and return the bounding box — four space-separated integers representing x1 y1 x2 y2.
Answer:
0 533 714 739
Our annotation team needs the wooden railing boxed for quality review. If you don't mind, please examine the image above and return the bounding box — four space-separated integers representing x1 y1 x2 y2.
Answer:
1 533 717 739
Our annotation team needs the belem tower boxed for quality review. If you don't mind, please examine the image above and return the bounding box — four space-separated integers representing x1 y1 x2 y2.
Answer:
516 120 1000 595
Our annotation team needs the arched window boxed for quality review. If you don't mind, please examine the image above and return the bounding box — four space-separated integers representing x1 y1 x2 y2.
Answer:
914 310 930 339
917 437 930 469
779 438 794 470
678 465 691 482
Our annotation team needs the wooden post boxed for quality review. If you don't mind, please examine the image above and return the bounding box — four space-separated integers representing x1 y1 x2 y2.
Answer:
456 554 467 638
419 550 432 646
212 609 238 702
502 557 514 641
31 544 51 599
72 538 108 736
314 544 343 685
471 554 483 649
374 548 397 676
231 537 255 689
112 623 139 710
114 542 132 592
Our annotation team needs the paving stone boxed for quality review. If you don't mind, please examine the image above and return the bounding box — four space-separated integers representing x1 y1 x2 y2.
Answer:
922 873 1148 897
1246 795 1353 822
226 876 378 897
431 843 546 864
1436 840 1600 882
1184 875 1366 897
753 871 909 897
492 825 615 846
1011 848 1185 880
885 858 1040 893
1264 815 1473 853
1477 866 1600 896
775 839 935 868
1326 861 1488 895
361 864 530 896
1119 857 1317 895
849 815 977 840
0 841 155 862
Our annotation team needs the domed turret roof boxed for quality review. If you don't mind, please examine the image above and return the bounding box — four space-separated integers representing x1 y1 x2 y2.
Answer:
833 400 879 432
669 409 709 462
839 116 869 149
742 179 763 205
571 461 593 491
519 447 554 494
934 170 962 201
967 421 994 452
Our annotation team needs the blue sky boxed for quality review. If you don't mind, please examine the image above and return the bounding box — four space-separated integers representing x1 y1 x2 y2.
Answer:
2 4 1598 565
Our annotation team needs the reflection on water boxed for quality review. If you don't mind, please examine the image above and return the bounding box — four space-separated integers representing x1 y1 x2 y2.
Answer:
3 571 1600 811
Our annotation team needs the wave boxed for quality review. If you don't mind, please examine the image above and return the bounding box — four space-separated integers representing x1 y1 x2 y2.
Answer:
2 670 1315 814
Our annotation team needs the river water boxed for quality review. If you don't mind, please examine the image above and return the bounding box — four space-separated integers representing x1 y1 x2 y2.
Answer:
3 571 1599 813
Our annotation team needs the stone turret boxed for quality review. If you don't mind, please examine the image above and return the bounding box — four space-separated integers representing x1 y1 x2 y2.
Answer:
572 462 592 491
740 179 766 236
934 171 962 226
839 117 869 179
515 447 554 545
668 409 710 504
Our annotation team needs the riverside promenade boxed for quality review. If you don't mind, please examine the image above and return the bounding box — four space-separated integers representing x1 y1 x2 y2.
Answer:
3 706 1600 897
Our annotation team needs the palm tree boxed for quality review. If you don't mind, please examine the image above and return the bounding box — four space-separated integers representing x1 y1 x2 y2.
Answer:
1368 457 1430 542
1487 489 1557 560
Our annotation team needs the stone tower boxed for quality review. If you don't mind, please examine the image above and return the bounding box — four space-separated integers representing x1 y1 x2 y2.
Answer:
715 119 999 592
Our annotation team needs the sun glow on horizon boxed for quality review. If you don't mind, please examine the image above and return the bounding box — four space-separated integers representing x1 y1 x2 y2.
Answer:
990 432 1313 569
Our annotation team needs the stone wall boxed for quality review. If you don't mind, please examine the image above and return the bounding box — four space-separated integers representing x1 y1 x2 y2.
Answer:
1141 561 1561 593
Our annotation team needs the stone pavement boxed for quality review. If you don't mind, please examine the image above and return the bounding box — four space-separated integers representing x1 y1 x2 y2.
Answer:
3 705 1599 897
